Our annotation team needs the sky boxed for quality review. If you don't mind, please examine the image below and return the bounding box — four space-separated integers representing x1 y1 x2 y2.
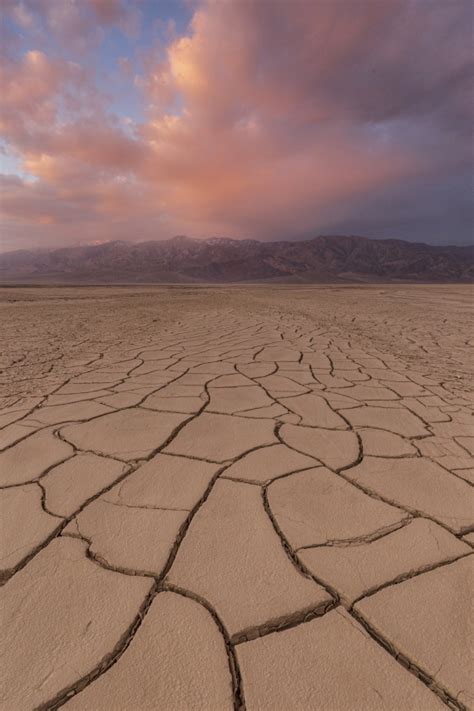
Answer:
0 0 472 252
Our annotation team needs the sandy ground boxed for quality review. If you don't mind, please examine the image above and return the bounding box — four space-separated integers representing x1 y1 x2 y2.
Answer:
1 284 473 710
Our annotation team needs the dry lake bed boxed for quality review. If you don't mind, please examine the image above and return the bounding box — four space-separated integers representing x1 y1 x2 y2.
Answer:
1 284 473 710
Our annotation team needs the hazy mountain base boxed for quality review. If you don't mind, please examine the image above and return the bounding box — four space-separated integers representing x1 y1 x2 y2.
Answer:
1 235 472 283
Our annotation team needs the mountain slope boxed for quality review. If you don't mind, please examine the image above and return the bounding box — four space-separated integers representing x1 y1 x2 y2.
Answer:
0 235 472 283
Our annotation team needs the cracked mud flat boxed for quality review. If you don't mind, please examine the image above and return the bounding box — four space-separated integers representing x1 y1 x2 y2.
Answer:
0 283 473 711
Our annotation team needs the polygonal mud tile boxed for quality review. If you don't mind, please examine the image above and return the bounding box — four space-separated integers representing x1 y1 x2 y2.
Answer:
0 421 42 450
241 403 289 418
346 457 474 533
208 386 274 414
330 385 399 401
277 369 318 386
95 391 146 409
278 394 348 428
42 453 128 517
0 537 152 709
256 347 300 362
403 398 451 423
299 518 470 604
58 383 117 394
46 390 112 406
61 408 188 461
268 468 405 548
105 453 219 510
355 556 474 708
279 424 359 469
172 373 212 386
237 363 277 378
324 392 361 409
209 374 255 387
256 374 308 395
313 374 354 388
302 354 331 369
141 395 205 413
224 443 317 483
190 362 236 375
0 428 74 486
69 372 123 384
341 406 429 437
456 436 474 456
139 349 181 360
365 369 409 382
65 592 233 710
23 401 113 426
416 435 474 465
277 413 301 424
114 377 170 391
164 413 276 462
0 406 27 426
359 428 417 457
237 607 443 710
0 484 61 581
130 361 178 376
153 384 205 397
75 499 187 575
167 479 332 639
424 421 474 439
123 373 179 387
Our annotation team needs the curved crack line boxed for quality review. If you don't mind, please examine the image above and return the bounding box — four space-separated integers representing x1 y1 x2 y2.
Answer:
350 550 473 608
219 475 262 487
231 597 338 646
261 477 340 604
61 525 158 580
35 580 160 711
163 583 245 711
0 451 76 491
335 466 474 538
349 605 469 711
222 461 322 488
0 516 66 586
99 499 190 513
295 516 414 551
420 454 474 489
36 481 65 520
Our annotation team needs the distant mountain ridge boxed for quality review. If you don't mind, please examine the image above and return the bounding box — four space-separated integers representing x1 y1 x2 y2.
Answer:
0 235 472 283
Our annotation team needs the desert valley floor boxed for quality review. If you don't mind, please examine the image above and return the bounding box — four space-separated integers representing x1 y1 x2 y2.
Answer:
0 284 473 711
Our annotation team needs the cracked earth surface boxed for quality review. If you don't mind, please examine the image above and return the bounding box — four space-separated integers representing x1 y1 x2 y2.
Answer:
0 284 473 711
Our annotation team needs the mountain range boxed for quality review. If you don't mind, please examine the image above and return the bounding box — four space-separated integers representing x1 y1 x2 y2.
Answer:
0 235 472 283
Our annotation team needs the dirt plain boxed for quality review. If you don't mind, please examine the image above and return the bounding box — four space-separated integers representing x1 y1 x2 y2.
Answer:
0 283 473 711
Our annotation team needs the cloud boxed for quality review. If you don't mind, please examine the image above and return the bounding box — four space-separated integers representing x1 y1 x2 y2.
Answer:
1 0 472 250
136 0 473 239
